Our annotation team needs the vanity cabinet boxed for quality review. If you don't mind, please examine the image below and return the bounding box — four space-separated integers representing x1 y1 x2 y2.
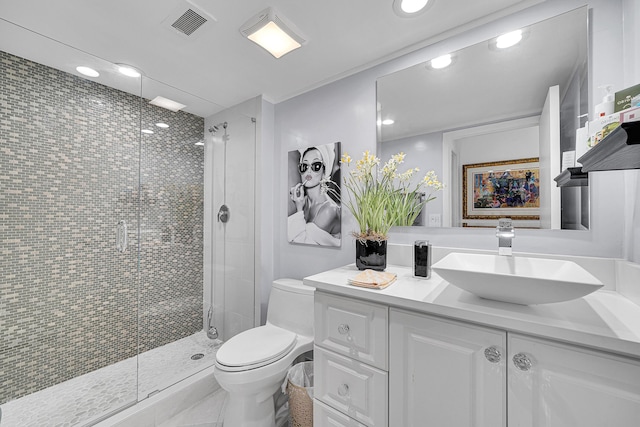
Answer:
389 308 640 427
313 293 640 427
307 263 640 427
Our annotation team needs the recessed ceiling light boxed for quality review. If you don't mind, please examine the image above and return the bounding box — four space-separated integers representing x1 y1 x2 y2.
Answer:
382 119 395 125
393 0 433 17
117 64 142 78
149 96 186 112
141 129 154 134
240 7 305 59
496 30 523 49
76 66 99 77
431 54 452 69
155 122 170 128
195 140 204 146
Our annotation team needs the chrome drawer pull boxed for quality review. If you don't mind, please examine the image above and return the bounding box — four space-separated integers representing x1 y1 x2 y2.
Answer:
338 324 350 335
484 346 501 363
513 353 532 371
338 383 350 397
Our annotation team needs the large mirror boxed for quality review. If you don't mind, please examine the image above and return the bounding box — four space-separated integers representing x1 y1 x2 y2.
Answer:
377 7 589 230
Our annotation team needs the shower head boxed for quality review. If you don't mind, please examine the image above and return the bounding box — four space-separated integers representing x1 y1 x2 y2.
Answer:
208 121 228 133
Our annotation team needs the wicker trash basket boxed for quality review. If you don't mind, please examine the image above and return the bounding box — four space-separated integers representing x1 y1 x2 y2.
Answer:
285 361 314 427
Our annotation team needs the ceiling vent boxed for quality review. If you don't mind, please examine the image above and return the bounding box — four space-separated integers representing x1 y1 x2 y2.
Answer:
162 0 216 39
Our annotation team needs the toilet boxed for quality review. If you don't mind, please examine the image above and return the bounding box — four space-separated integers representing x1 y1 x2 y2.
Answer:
213 278 315 427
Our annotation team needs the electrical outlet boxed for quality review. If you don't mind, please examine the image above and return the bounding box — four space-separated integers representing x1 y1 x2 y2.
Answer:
429 214 441 227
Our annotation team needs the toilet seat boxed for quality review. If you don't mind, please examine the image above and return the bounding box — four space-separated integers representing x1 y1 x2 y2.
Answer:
215 325 297 372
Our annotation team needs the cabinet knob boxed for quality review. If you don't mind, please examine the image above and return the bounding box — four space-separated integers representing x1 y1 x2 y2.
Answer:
484 346 501 363
338 383 350 397
338 324 350 335
513 353 532 371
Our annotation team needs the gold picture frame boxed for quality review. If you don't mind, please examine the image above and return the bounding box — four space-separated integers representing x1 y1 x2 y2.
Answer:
462 158 540 221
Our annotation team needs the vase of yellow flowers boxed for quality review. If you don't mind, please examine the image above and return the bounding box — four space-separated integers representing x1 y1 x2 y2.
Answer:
340 150 443 271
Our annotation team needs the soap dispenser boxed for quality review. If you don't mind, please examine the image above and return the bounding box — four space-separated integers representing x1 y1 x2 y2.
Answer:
595 84 614 118
414 240 432 279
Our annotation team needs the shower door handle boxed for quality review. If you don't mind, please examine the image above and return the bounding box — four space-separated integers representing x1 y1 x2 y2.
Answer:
116 220 128 253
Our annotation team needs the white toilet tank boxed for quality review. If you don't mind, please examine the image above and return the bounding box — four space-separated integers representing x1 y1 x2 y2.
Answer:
266 278 315 337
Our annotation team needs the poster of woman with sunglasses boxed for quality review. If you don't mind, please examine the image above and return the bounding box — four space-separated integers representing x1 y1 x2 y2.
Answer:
287 142 341 247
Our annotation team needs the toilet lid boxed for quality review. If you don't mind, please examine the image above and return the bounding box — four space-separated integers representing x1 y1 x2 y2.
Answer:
215 325 296 370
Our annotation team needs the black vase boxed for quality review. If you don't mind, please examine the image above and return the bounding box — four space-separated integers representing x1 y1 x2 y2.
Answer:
355 239 387 271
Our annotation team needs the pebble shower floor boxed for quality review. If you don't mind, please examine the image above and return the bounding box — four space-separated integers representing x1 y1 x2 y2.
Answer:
1 331 221 427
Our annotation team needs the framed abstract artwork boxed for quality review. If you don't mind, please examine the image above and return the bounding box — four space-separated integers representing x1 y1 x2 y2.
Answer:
462 158 540 221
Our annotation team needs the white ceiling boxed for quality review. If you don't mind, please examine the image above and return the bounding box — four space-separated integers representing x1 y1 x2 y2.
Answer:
0 0 543 117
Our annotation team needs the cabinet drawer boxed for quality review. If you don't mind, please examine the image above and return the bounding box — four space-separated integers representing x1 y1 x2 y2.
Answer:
315 346 388 427
314 400 367 427
315 291 388 369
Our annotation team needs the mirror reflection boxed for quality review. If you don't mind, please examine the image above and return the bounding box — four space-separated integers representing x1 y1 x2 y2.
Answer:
377 7 589 230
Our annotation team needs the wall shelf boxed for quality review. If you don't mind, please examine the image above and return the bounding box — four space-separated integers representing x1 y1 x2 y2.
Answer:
577 122 640 172
554 167 588 187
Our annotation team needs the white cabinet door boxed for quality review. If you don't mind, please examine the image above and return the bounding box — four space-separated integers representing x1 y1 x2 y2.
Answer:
389 308 506 427
508 334 640 427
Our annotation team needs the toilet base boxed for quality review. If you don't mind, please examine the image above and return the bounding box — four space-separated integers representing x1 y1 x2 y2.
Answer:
223 388 278 427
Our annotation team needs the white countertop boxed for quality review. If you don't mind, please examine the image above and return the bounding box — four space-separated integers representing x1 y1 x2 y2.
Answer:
304 264 640 359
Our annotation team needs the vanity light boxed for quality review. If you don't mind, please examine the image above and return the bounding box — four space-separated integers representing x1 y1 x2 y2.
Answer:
240 7 306 59
431 54 452 69
496 29 523 49
76 66 99 77
393 0 433 17
117 64 142 78
155 122 170 128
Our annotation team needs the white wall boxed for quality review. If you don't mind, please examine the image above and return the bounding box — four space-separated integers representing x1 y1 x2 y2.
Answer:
273 0 633 281
457 125 539 165
380 132 444 225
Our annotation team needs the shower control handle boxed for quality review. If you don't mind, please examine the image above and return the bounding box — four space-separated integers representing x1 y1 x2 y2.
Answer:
116 220 128 253
218 204 230 223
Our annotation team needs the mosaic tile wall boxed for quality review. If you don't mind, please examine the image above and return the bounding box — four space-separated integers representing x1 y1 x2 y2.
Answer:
0 50 204 403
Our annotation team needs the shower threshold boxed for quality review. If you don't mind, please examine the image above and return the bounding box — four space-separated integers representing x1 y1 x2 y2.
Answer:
1 331 221 427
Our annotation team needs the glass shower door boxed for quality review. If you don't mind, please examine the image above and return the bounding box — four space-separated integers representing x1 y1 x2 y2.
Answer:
0 33 141 425
208 109 257 342
136 78 223 399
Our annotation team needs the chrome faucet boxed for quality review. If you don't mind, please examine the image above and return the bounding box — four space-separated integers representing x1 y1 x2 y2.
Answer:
496 218 515 256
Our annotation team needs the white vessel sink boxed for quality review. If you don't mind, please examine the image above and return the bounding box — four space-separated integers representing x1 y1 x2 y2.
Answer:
431 252 603 305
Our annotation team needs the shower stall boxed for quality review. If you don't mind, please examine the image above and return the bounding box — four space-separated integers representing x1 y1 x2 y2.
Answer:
0 22 256 427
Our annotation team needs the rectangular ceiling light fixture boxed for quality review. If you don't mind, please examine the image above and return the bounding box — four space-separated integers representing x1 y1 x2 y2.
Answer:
240 7 306 59
149 96 186 112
